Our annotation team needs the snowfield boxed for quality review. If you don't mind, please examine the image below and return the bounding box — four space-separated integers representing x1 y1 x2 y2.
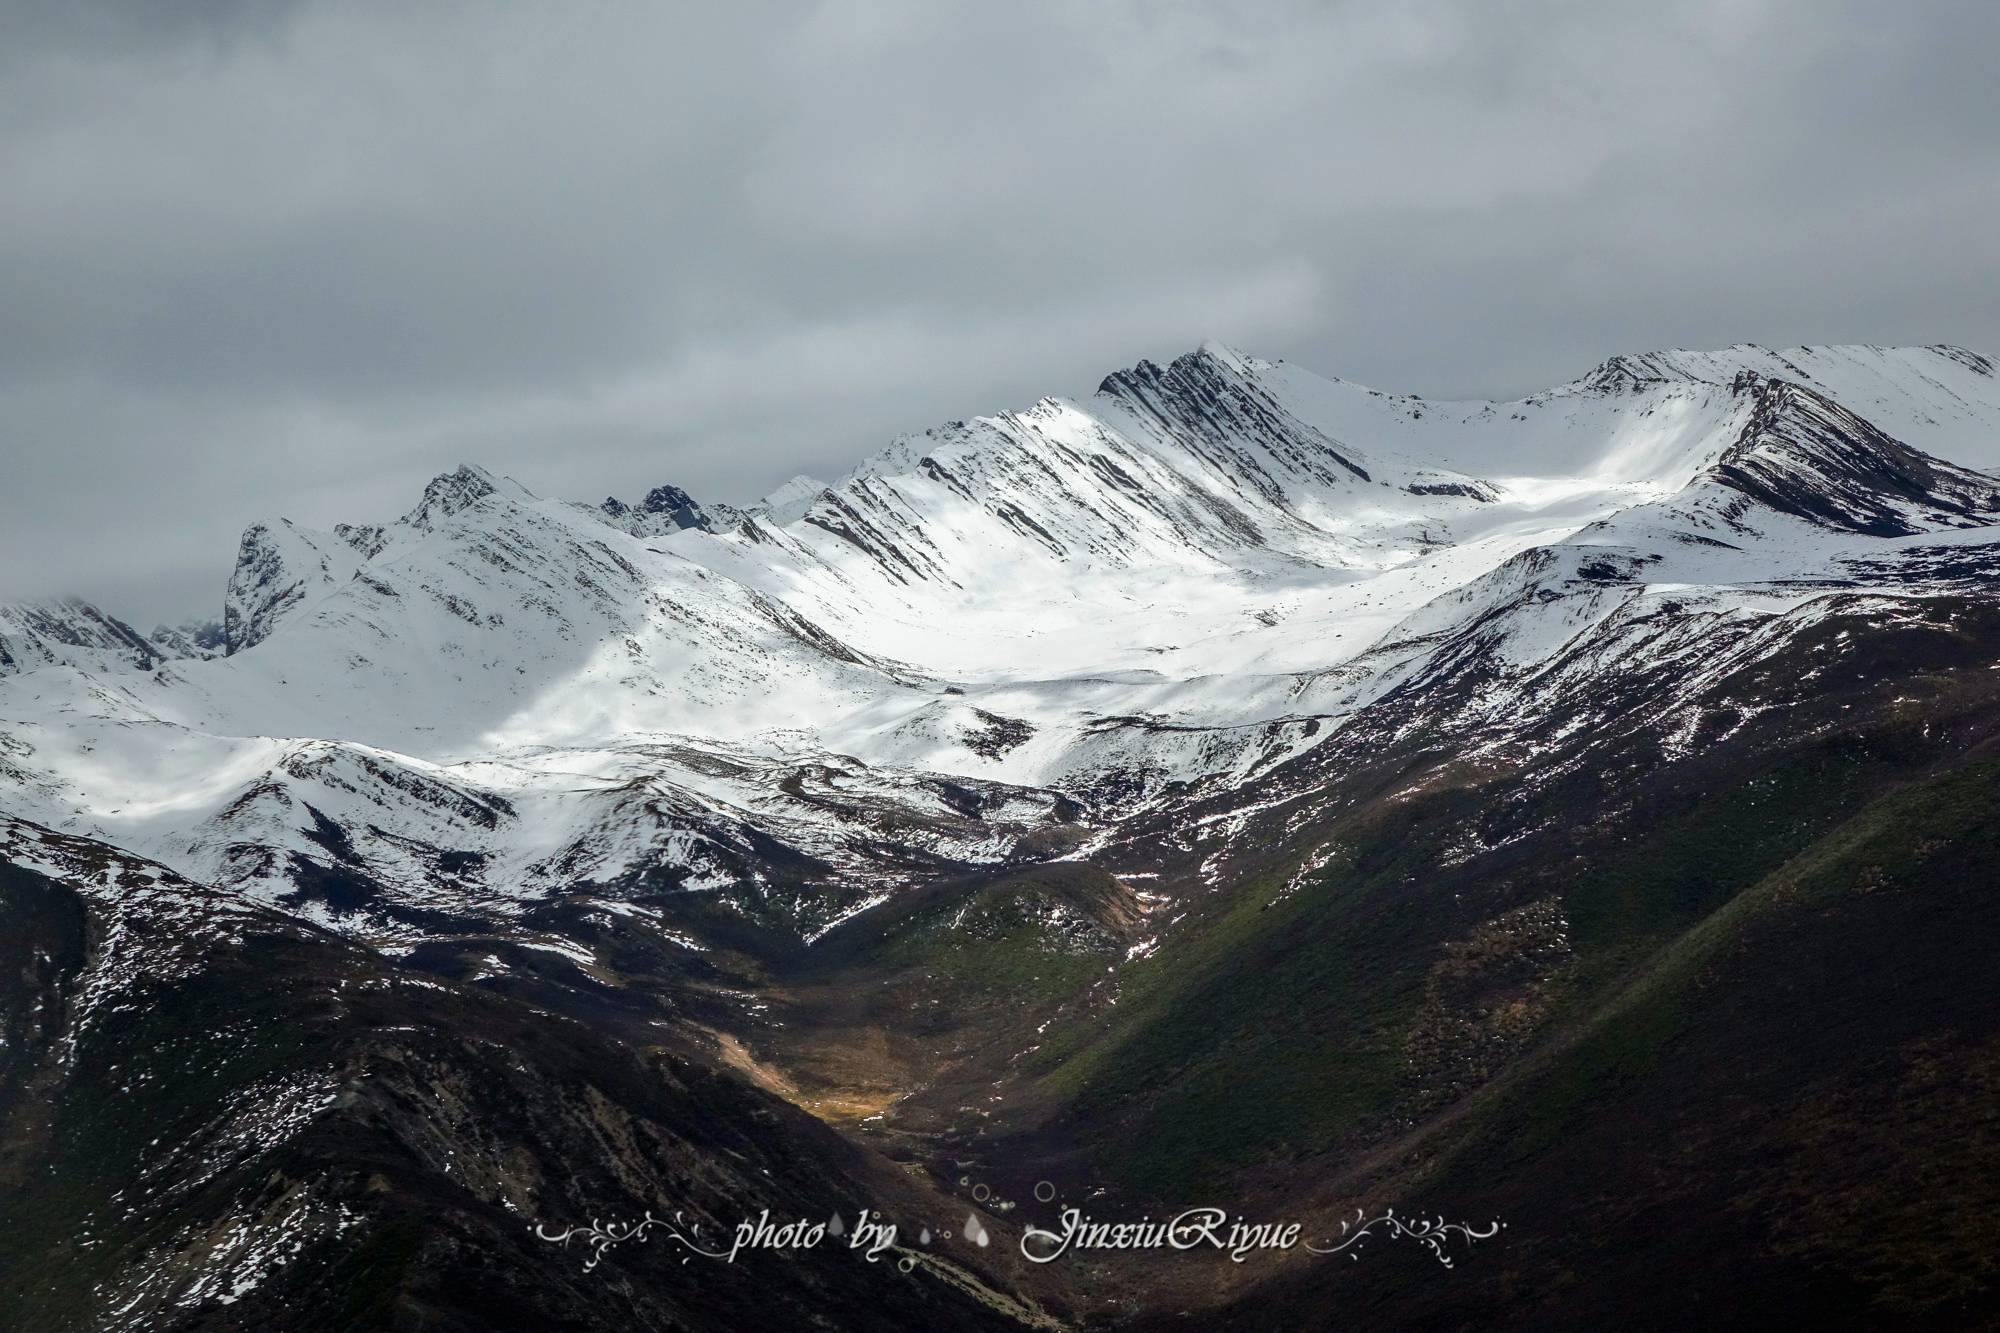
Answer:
2 341 1997 939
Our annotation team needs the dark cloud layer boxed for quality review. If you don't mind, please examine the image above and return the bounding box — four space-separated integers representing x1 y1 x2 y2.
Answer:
2 0 1995 623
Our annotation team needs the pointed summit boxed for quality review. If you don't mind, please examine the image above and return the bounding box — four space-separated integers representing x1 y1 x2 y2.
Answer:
598 480 738 536
1095 344 1372 490
402 464 535 535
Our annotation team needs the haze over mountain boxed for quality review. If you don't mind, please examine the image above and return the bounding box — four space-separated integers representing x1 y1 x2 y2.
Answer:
7 2 1999 640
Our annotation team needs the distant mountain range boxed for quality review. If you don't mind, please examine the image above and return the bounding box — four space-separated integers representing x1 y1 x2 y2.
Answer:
6 342 2000 1330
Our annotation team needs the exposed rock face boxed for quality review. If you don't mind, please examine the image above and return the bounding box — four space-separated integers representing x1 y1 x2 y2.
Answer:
600 481 753 538
223 519 371 653
8 342 2000 1327
1710 376 2000 536
0 818 1067 1332
0 597 181 675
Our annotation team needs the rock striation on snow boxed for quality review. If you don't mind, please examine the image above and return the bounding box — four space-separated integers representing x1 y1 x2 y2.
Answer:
2 341 1997 947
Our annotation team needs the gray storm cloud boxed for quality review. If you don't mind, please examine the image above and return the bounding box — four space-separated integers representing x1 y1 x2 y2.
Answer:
1 0 1995 622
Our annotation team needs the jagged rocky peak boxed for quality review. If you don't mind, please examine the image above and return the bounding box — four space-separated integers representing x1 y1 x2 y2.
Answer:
1093 340 1255 406
224 519 370 654
333 523 389 560
1708 375 2000 536
0 596 190 676
643 483 699 517
148 618 224 659
598 481 744 536
223 465 541 654
1094 341 1374 489
401 462 533 535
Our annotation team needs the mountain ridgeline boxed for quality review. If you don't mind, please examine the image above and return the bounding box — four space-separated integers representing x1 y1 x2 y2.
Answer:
4 342 2000 1330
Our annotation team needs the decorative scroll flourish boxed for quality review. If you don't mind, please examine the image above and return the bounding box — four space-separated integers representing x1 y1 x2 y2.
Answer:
1303 1207 1503 1267
534 1210 733 1271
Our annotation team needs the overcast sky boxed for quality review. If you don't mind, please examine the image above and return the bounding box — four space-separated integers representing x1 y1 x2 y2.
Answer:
2 0 1996 624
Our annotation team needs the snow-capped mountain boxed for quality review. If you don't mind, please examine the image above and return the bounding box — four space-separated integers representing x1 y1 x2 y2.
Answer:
0 598 209 677
1 342 1996 948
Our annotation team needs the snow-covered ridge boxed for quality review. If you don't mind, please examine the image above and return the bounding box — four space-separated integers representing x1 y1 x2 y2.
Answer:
2 341 1997 941
0 598 215 677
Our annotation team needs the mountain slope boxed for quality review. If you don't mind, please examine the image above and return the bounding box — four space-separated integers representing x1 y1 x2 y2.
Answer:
8 339 2000 1329
0 598 197 677
0 817 1072 1332
2 343 1996 942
